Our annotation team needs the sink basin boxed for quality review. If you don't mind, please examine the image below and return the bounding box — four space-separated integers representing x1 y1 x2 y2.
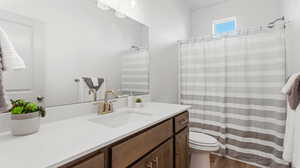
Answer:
89 111 152 128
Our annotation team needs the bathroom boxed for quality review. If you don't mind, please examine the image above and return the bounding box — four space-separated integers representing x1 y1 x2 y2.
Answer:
0 0 299 167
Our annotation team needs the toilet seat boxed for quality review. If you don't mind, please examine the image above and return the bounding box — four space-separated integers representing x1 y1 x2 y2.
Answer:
189 132 219 152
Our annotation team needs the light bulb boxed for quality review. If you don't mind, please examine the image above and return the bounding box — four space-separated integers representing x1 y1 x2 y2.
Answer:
131 0 136 8
97 0 110 10
115 11 126 18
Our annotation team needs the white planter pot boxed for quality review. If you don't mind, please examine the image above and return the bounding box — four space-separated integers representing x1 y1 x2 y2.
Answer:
11 112 41 136
135 103 143 108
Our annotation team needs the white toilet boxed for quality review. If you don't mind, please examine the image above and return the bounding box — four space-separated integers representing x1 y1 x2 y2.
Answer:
189 131 220 168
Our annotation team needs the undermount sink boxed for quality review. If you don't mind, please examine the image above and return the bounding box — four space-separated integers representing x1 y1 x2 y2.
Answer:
89 110 152 128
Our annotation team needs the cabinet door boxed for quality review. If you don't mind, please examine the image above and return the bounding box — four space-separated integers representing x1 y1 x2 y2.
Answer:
63 152 105 168
175 128 189 168
112 120 173 168
175 112 189 133
131 139 173 168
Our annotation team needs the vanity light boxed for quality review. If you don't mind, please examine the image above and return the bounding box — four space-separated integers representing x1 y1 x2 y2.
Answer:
97 0 129 18
131 0 136 8
97 0 110 10
114 0 127 18
114 11 127 18
97 3 110 10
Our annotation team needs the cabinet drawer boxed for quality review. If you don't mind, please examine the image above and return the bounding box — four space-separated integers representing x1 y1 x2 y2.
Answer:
175 128 189 168
67 152 105 168
175 112 189 133
131 139 174 168
112 119 173 168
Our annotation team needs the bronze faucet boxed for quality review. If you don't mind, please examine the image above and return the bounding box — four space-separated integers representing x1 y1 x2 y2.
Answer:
98 90 118 115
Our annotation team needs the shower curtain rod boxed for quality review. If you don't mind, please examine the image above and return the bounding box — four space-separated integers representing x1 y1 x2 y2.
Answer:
178 19 291 44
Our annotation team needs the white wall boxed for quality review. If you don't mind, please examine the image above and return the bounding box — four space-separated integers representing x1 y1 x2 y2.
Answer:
282 0 300 75
191 0 282 37
0 0 191 105
0 0 147 106
127 0 191 103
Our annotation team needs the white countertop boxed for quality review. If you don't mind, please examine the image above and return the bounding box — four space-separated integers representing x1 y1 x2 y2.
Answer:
0 103 190 168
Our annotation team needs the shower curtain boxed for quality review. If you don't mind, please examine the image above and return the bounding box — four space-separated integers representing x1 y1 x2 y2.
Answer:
121 50 149 95
179 29 289 168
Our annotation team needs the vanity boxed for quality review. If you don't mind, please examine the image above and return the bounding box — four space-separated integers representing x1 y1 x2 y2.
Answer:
0 103 190 168
61 111 189 168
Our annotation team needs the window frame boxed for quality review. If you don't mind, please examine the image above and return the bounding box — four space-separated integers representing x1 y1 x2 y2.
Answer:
212 16 237 36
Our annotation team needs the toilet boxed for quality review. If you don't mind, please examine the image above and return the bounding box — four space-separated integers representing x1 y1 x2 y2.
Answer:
189 131 220 168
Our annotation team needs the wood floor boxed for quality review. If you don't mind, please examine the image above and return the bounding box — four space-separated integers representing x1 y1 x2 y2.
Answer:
210 155 258 168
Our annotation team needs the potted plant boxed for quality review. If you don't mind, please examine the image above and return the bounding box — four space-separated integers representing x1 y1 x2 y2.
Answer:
135 98 143 108
9 99 46 136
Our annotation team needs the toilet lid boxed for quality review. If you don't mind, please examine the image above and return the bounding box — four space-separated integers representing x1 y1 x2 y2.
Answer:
189 132 218 145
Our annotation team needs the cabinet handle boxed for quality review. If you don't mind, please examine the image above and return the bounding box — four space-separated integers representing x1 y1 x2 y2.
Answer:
180 119 188 125
152 156 159 168
145 161 153 168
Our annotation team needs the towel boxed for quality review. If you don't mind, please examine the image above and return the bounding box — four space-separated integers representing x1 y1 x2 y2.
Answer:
0 26 26 71
287 76 300 110
282 72 300 94
0 69 10 113
82 77 104 91
283 103 300 167
78 78 106 102
91 77 99 87
0 26 25 113
282 73 300 165
292 110 300 168
283 103 296 162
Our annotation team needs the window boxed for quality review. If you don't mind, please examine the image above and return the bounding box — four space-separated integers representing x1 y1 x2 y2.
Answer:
213 17 237 36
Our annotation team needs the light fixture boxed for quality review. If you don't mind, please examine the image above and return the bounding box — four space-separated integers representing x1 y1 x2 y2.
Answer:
114 0 127 18
131 0 136 8
97 0 133 19
114 11 127 18
97 0 110 10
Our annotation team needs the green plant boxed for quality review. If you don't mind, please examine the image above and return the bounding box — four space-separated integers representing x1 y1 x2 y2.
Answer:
136 98 142 103
9 99 46 117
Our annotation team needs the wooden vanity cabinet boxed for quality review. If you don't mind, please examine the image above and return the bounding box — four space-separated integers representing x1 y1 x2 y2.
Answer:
131 139 174 168
174 112 189 168
62 111 189 168
111 119 173 168
174 112 189 133
175 128 189 168
72 153 105 168
60 150 107 168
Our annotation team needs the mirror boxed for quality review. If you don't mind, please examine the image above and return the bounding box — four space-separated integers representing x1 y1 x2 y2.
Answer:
0 0 149 108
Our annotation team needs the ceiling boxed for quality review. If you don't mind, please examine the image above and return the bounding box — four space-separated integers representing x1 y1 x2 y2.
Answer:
187 0 226 10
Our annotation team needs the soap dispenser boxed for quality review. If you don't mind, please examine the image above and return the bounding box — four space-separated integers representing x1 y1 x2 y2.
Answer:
127 91 135 108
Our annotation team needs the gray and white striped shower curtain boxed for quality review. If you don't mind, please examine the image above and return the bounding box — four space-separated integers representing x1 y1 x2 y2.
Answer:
179 29 289 168
121 50 149 95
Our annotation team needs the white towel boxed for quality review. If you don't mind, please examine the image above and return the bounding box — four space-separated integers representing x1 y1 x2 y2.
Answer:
91 77 99 87
283 104 300 167
292 110 300 168
78 78 106 102
0 26 26 71
282 73 300 94
282 76 300 168
283 103 296 162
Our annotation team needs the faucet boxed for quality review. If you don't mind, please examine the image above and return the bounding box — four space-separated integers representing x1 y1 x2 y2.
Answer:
98 90 118 115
